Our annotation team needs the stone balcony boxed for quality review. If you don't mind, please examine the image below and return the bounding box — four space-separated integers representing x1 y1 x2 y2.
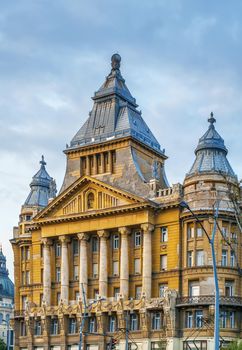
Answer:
176 295 242 307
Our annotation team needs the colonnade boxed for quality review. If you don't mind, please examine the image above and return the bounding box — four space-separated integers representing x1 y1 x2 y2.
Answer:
42 223 154 305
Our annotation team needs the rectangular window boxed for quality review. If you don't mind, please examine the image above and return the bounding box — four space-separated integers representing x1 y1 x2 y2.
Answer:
222 250 228 266
34 320 42 336
22 296 27 310
40 294 43 306
187 251 193 267
73 265 79 281
189 281 200 297
130 313 139 331
195 310 203 328
56 267 61 282
57 292 61 305
196 227 203 238
22 271 25 285
92 237 98 252
55 243 61 257
21 247 25 261
73 239 79 256
40 244 43 258
159 284 168 298
134 231 141 247
94 289 99 299
26 271 30 285
68 318 77 334
114 287 120 300
231 232 237 243
161 227 168 242
135 286 142 299
222 226 228 238
220 311 227 328
89 317 96 333
225 280 234 297
186 311 193 328
92 263 98 278
26 247 30 260
134 258 141 274
196 250 204 266
113 235 119 249
229 311 235 328
187 225 194 239
152 312 162 330
75 291 80 301
113 261 119 276
41 268 43 284
20 321 27 336
160 255 167 270
230 251 235 267
51 319 59 335
109 315 116 332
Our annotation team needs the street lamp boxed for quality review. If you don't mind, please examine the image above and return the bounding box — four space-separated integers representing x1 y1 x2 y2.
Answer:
180 201 220 350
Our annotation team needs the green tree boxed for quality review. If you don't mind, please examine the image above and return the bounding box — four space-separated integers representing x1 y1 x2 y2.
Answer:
0 338 7 350
223 341 242 350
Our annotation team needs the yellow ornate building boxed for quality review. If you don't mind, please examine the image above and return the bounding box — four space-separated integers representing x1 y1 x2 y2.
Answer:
11 54 242 350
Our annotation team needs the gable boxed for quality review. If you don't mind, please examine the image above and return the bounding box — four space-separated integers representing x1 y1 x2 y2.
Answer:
34 176 146 220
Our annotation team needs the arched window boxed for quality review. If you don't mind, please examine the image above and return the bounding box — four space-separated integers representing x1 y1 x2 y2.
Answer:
87 192 95 210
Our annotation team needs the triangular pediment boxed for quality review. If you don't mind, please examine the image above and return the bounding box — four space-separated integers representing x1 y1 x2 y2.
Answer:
34 176 147 220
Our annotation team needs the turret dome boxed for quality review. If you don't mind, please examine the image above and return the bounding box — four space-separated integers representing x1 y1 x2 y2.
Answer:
186 113 237 179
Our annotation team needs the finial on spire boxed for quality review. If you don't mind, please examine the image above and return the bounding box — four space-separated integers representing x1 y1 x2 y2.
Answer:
208 111 216 125
111 53 121 70
40 155 46 167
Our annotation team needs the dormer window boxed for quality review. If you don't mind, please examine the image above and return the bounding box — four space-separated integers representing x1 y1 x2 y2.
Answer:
87 192 95 210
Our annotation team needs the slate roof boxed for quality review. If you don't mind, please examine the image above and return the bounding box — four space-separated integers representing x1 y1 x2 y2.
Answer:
24 156 57 207
187 113 236 178
69 54 164 155
0 245 14 299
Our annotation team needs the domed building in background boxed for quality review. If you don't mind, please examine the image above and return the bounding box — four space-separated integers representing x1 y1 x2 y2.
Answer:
11 55 242 350
0 244 14 349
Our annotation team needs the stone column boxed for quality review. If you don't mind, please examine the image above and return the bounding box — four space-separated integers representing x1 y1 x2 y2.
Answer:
86 156 90 175
108 151 112 173
59 236 70 303
119 227 130 299
100 153 105 173
141 223 154 299
42 238 52 305
78 233 89 298
97 230 109 297
93 154 98 175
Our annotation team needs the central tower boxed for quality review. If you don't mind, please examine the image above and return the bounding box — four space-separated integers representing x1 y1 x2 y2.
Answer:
61 54 169 196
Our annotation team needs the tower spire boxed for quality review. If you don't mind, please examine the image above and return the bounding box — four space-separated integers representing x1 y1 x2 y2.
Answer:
208 111 216 125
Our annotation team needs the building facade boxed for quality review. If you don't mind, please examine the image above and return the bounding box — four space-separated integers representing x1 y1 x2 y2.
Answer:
0 245 14 349
11 55 242 350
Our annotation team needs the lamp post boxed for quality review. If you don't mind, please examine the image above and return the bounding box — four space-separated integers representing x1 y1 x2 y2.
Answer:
180 201 220 350
79 283 106 350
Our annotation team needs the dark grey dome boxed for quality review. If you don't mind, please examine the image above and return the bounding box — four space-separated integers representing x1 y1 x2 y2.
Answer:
24 156 57 208
187 113 237 179
0 246 14 299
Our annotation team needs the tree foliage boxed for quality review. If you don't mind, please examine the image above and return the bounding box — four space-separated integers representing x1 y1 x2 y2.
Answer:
0 338 7 350
223 341 242 350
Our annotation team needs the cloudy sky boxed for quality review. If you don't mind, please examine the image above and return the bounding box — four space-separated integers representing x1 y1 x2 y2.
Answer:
1 0 242 278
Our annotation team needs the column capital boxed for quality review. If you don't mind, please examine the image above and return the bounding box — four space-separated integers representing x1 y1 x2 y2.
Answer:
118 226 131 236
59 235 70 244
97 230 110 239
77 232 89 241
41 238 52 246
141 223 154 234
